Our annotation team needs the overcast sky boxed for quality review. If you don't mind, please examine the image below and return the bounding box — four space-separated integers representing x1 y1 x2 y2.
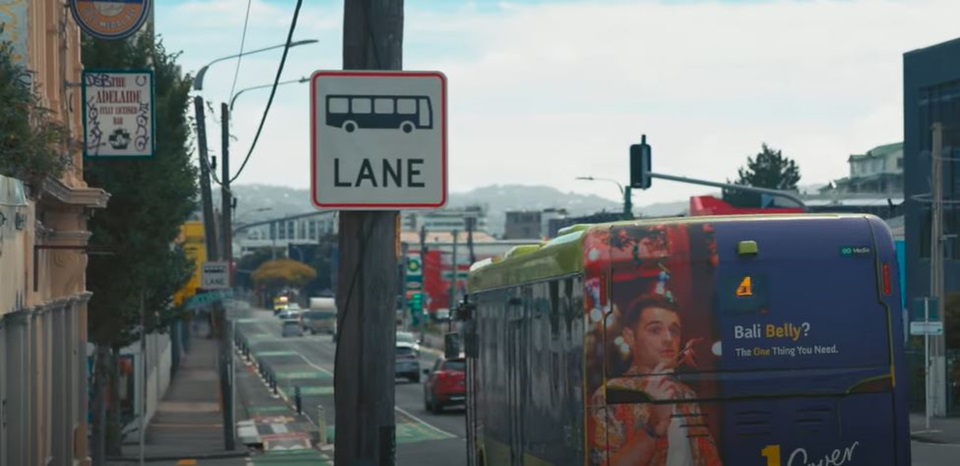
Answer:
157 0 960 206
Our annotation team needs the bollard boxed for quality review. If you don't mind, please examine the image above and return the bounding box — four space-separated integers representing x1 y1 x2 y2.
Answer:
295 386 302 414
317 405 327 445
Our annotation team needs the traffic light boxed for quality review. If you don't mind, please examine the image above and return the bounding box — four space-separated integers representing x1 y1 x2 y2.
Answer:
630 135 652 190
409 292 423 314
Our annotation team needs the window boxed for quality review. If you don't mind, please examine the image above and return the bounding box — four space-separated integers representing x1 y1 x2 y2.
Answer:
442 359 466 372
328 97 349 113
397 98 417 114
374 98 394 114
351 97 372 114
897 158 903 168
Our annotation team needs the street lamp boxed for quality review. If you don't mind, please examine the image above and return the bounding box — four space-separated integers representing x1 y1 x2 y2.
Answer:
230 77 309 112
576 176 633 218
192 39 319 91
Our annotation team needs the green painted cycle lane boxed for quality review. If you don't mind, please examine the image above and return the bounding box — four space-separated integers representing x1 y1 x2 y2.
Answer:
250 449 332 465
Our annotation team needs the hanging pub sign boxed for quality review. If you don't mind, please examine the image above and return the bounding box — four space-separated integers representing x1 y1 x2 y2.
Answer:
81 70 156 159
68 0 152 41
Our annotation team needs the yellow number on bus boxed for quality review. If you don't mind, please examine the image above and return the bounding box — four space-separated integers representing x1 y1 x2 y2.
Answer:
736 276 753 297
761 445 781 466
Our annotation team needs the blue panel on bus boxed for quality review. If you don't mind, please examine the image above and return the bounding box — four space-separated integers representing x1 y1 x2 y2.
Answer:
712 218 890 377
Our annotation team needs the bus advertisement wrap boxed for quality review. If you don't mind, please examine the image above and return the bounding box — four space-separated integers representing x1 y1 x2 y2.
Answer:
581 219 905 466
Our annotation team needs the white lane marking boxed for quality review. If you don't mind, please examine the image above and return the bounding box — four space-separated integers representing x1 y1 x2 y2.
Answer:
395 406 458 439
288 342 457 440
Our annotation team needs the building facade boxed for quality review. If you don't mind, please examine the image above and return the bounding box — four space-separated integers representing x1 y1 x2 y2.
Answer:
234 212 338 258
827 142 904 195
0 2 109 465
903 36 960 417
401 205 488 234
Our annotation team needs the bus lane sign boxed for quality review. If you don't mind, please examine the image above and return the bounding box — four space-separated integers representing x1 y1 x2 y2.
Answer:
310 70 448 210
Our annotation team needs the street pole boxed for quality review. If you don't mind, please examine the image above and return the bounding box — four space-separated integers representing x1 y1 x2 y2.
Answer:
418 225 427 335
465 217 476 265
449 230 458 332
334 1 402 465
930 122 946 417
220 102 236 449
139 289 146 466
924 297 932 430
399 242 409 330
191 96 233 450
623 186 633 219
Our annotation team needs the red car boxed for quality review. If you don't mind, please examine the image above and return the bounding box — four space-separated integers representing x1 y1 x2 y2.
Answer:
422 356 465 413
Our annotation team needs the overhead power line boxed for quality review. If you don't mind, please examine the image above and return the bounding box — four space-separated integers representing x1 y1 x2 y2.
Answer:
229 0 305 184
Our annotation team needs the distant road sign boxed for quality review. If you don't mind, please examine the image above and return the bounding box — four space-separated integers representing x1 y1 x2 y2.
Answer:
310 70 447 210
201 261 230 289
910 321 943 336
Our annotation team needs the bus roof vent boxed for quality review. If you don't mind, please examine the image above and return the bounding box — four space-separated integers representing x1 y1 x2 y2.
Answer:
469 257 494 272
504 244 542 259
556 224 593 236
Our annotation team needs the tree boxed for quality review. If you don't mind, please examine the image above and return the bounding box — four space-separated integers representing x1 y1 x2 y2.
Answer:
722 143 801 208
234 248 280 290
81 30 198 461
253 259 318 289
0 31 72 188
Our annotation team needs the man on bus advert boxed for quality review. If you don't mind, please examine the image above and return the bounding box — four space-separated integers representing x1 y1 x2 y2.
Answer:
584 223 722 466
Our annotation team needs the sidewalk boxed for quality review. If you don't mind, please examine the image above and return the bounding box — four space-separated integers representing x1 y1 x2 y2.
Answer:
911 413 960 444
107 329 251 464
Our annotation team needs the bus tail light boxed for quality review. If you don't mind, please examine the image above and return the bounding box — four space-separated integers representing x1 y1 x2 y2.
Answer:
881 263 892 296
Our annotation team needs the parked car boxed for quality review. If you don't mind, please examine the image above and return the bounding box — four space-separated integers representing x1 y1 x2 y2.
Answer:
396 331 421 356
422 356 465 413
395 342 421 383
281 319 303 338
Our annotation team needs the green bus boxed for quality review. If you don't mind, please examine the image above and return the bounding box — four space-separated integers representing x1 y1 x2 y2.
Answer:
458 214 909 466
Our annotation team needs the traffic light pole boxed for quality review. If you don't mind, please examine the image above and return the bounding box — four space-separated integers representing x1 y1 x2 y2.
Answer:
629 135 807 210
648 172 807 209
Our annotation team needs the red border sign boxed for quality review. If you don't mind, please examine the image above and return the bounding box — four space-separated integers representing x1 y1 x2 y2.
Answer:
310 70 448 210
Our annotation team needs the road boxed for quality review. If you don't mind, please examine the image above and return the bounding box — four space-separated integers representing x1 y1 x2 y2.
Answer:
232 306 466 466
912 441 960 466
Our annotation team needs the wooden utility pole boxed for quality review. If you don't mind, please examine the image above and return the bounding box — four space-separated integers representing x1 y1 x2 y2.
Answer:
219 102 236 449
334 0 403 465
192 96 233 449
